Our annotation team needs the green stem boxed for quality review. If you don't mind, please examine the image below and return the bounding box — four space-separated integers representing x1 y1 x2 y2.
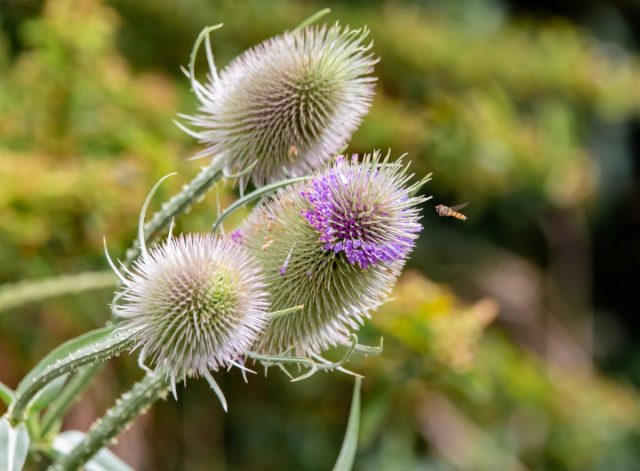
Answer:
40 363 105 437
0 271 116 313
124 158 225 266
50 374 170 471
8 330 134 424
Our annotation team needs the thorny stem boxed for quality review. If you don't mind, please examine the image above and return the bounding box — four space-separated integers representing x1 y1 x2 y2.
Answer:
8 330 135 425
50 373 170 471
123 158 225 267
0 271 117 313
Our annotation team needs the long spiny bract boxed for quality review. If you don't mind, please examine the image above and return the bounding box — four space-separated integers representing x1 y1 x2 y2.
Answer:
182 23 377 186
237 151 425 356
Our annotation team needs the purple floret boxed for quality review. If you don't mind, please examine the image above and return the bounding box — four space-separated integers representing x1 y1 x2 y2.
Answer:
230 229 244 244
302 161 421 269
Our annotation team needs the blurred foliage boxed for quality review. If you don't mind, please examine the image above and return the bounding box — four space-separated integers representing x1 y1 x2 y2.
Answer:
106 0 640 209
362 273 640 470
1 0 639 469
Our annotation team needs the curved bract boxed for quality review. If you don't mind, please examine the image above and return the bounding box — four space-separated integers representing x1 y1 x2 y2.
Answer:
183 23 377 186
236 152 426 355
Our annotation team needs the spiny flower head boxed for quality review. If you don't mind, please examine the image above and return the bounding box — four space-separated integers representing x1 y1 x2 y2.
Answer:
116 234 269 379
301 156 420 268
183 23 377 186
236 152 426 355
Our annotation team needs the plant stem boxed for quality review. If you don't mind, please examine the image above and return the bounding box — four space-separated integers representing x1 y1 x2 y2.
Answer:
8 329 134 424
40 363 105 437
124 158 225 266
50 373 170 471
0 271 116 313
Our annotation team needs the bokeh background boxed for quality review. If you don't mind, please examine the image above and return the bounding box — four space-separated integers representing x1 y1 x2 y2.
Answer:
1 0 640 469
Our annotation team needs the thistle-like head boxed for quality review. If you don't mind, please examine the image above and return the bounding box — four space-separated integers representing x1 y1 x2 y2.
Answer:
183 23 377 186
116 234 269 380
301 155 421 269
237 152 426 355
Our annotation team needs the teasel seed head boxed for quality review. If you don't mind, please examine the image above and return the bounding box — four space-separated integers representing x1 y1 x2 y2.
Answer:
116 233 269 380
236 152 426 355
182 23 377 187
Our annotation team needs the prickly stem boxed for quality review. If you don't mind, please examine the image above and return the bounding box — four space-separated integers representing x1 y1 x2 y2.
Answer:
50 373 170 471
124 159 225 267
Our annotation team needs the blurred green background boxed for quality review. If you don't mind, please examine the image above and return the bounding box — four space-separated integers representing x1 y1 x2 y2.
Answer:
1 0 640 469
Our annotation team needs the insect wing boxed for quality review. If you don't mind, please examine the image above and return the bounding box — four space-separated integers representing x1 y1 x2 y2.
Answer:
449 203 469 211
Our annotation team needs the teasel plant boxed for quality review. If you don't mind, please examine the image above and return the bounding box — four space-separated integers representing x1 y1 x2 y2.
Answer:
0 10 428 471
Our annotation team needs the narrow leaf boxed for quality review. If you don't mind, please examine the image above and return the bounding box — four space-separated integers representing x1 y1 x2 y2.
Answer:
52 430 133 471
0 417 29 471
26 375 68 414
0 383 14 408
332 378 362 471
41 364 104 437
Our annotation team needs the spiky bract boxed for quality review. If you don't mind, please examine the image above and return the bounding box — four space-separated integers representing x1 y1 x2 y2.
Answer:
236 152 425 355
184 23 377 186
116 234 268 379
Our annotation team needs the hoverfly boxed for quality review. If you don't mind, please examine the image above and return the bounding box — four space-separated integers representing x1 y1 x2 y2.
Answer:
435 203 468 221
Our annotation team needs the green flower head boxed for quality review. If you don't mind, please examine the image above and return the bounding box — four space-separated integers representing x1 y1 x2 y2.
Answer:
182 23 377 186
115 234 269 380
233 152 426 355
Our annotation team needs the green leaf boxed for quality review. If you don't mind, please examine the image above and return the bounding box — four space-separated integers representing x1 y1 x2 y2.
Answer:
52 431 133 471
26 375 68 414
40 364 104 437
0 383 14 408
16 327 113 397
0 417 30 471
332 378 362 471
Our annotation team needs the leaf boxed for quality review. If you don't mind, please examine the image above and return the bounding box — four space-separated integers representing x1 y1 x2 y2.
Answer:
332 378 362 471
0 417 29 471
26 375 68 414
16 327 114 397
0 384 14 408
52 430 133 471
